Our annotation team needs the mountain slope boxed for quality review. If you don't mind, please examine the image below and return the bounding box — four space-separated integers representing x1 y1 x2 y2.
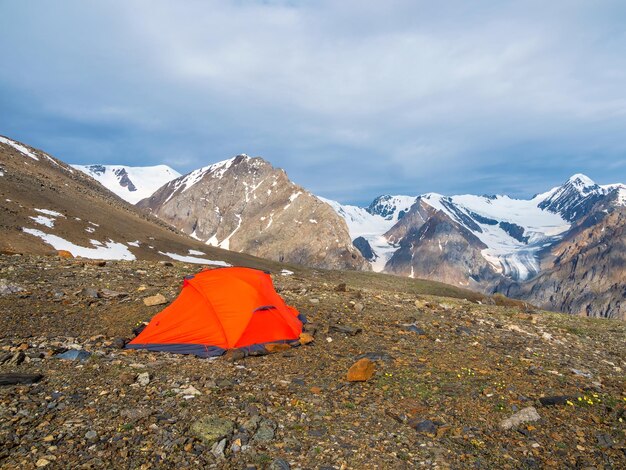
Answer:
0 136 282 270
498 206 626 320
72 164 180 204
138 155 369 271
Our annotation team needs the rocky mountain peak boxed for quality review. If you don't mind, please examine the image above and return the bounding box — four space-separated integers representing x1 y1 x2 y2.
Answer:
138 156 369 271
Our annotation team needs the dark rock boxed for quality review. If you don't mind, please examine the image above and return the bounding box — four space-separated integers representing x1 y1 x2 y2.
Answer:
404 324 426 335
98 288 128 299
7 351 25 366
270 458 291 470
335 283 347 292
0 373 44 386
455 326 472 336
329 324 362 336
538 395 576 407
111 338 127 349
408 419 437 435
355 352 393 362
596 433 614 448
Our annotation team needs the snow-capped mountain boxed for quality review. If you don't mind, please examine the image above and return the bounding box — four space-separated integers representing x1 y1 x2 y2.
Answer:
325 173 625 287
72 164 181 204
138 155 369 271
318 195 415 270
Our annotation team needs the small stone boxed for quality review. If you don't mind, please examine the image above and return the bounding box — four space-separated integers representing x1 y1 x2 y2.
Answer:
404 324 426 335
85 430 98 441
299 333 314 345
57 250 73 258
353 302 364 313
270 458 291 470
190 416 235 445
223 349 246 362
211 438 227 459
253 419 277 443
79 287 99 299
455 326 472 336
499 406 541 430
36 458 51 467
111 338 126 349
136 372 150 386
347 358 375 382
329 324 361 336
408 419 437 435
143 293 168 306
309 298 320 305
8 351 25 366
335 283 347 292
265 343 291 353
55 349 91 361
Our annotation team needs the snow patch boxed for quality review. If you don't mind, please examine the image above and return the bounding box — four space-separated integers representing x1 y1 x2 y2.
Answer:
30 216 55 228
188 249 205 256
23 228 136 260
35 208 64 218
280 269 294 276
127 240 140 247
0 136 39 160
158 251 231 266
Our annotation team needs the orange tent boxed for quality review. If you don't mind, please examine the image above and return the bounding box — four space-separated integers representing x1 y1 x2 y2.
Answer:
126 267 304 357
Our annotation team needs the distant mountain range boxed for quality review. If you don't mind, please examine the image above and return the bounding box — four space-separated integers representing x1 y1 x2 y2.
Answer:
2 134 624 319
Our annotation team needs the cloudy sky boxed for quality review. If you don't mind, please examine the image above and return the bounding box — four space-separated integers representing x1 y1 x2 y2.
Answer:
1 1 626 204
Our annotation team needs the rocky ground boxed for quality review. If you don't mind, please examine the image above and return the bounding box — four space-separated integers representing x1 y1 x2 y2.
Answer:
0 255 625 469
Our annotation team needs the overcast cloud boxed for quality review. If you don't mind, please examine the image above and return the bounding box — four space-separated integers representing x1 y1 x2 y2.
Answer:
1 0 626 204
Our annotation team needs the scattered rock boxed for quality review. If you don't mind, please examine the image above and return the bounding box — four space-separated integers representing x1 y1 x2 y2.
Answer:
596 433 614 448
500 407 541 430
335 283 347 292
85 430 98 441
57 250 74 258
35 458 51 467
347 358 375 382
309 298 320 305
190 416 235 445
143 293 167 306
353 302 365 313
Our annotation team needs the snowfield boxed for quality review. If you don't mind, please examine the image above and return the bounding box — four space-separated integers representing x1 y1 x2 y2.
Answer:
23 228 137 260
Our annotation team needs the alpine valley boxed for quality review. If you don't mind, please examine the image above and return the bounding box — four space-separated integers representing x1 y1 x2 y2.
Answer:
2 135 625 319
